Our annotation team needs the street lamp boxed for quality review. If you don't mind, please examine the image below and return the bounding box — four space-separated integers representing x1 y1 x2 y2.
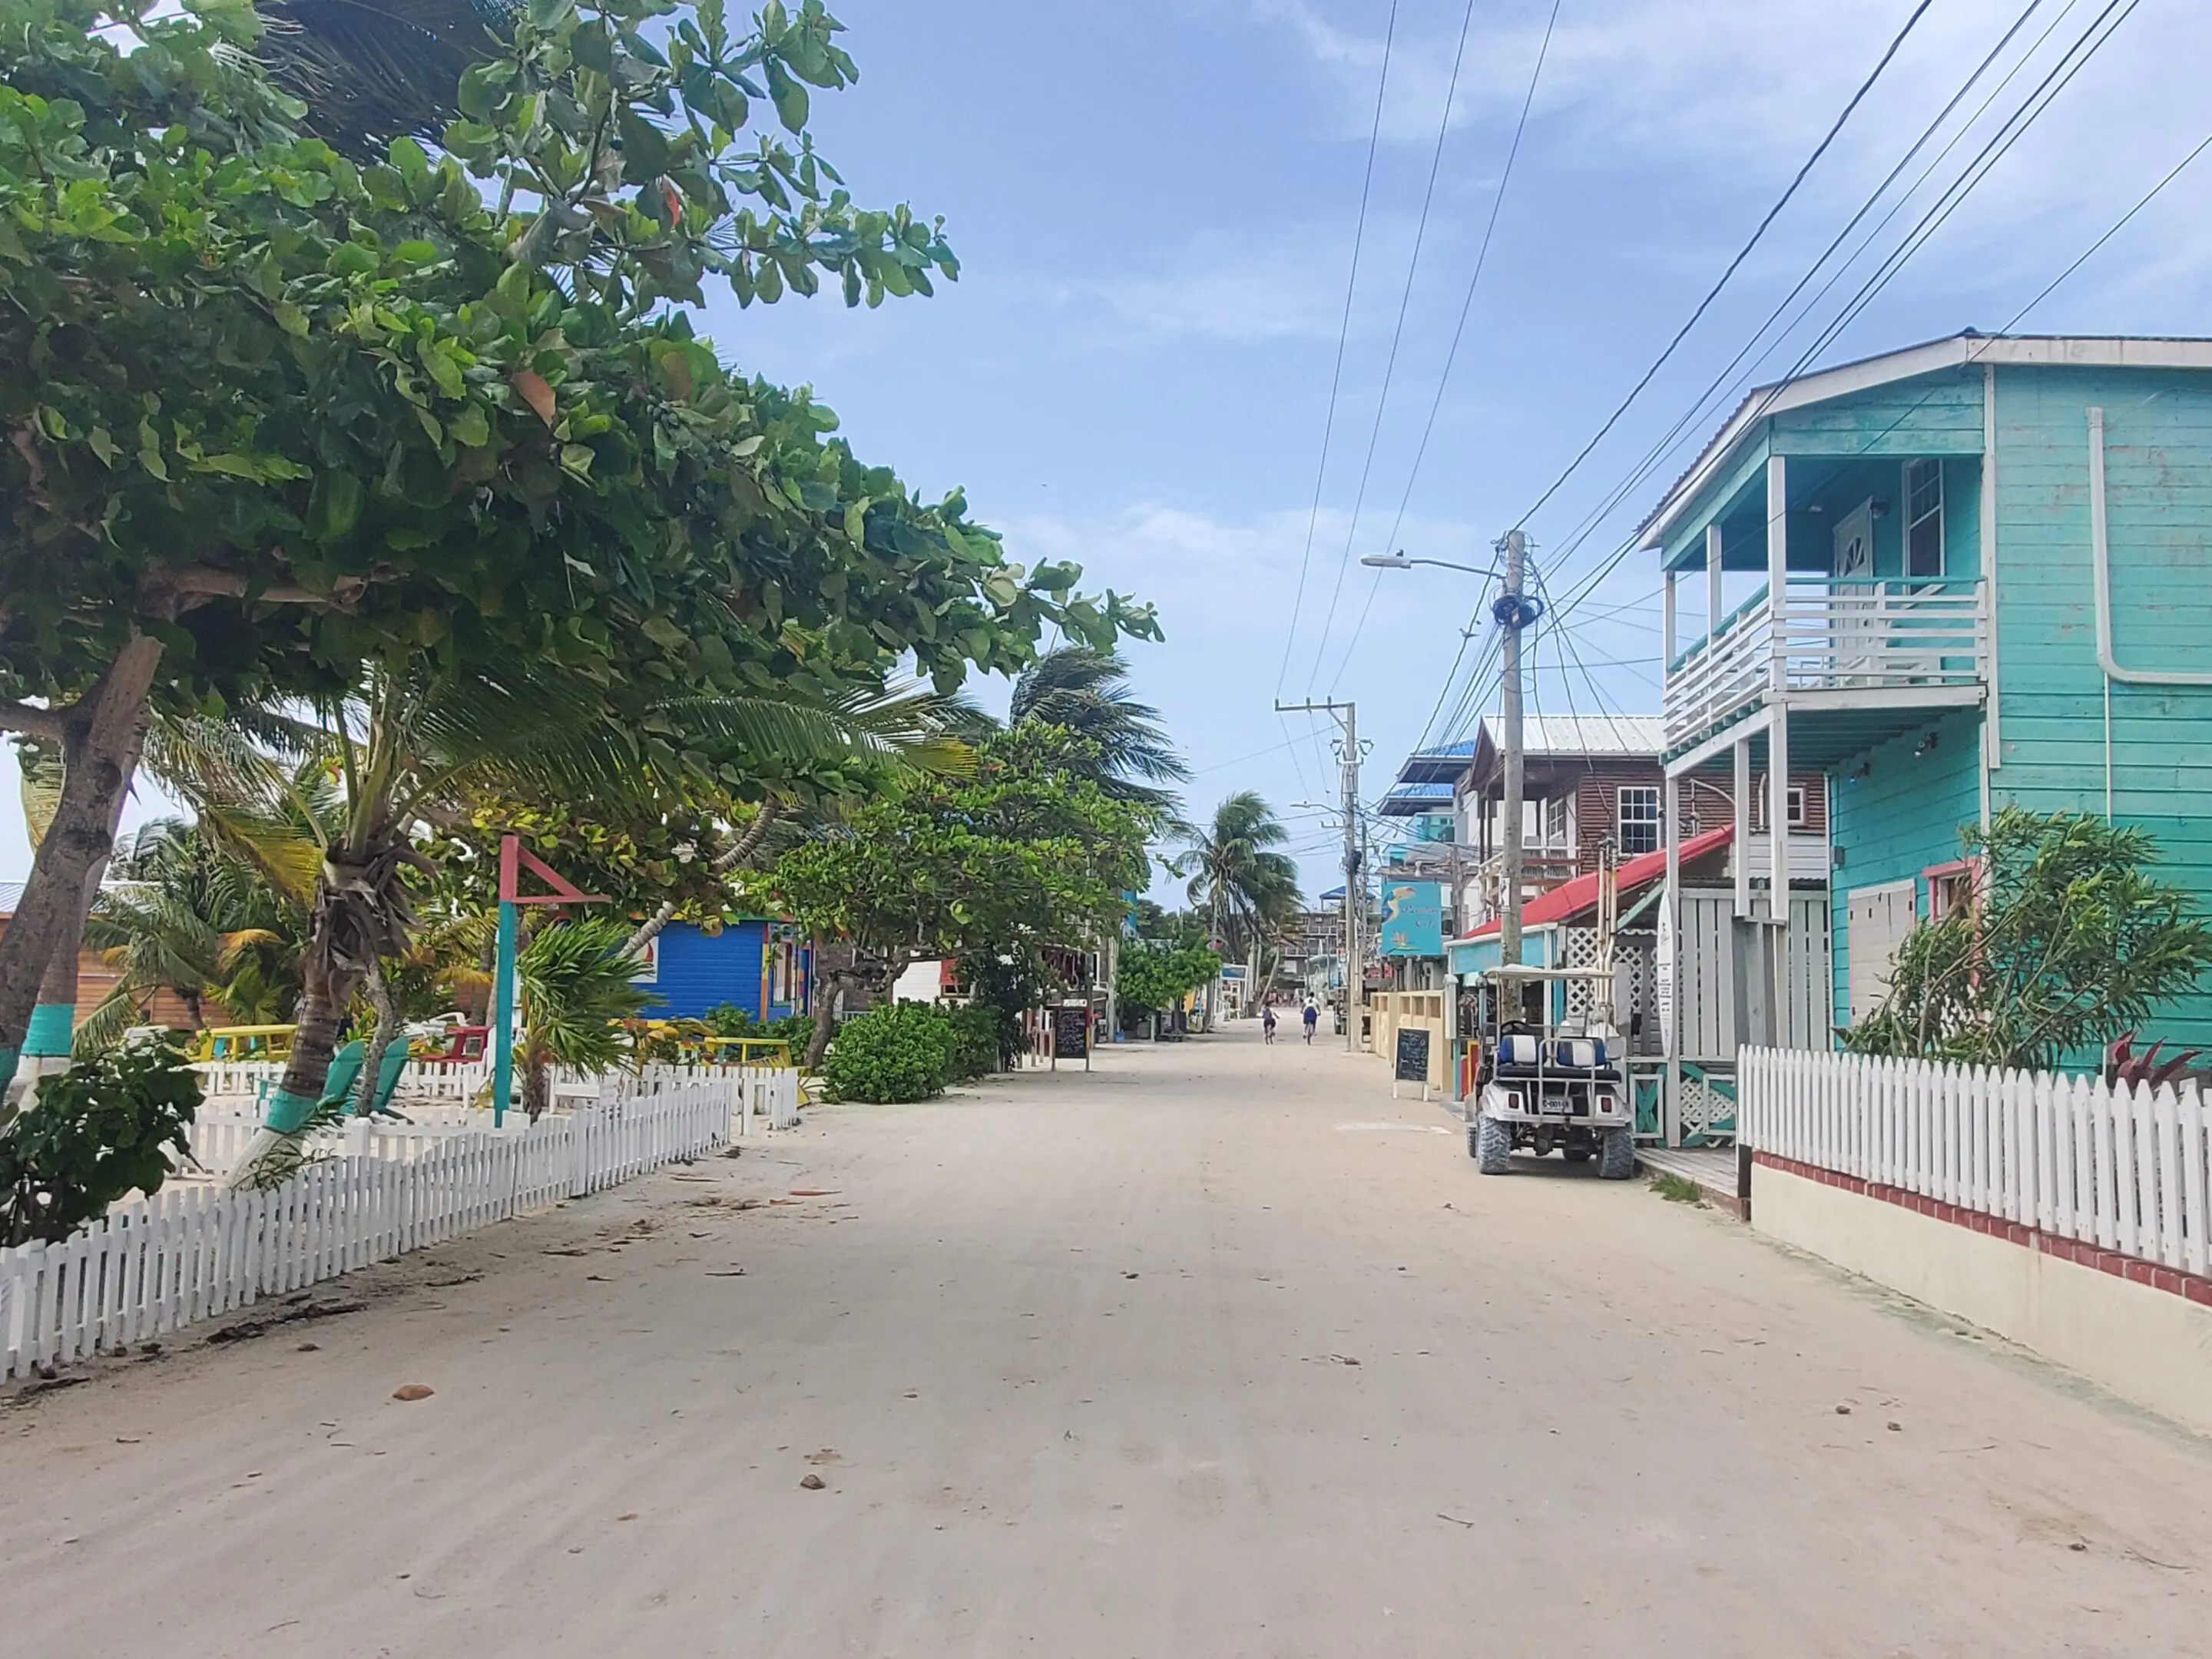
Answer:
1360 551 1492 577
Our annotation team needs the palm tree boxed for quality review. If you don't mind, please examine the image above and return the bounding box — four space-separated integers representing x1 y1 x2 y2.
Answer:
75 823 301 1052
515 914 654 1117
148 661 963 1174
1174 792 1302 1022
255 0 519 159
1006 647 1187 807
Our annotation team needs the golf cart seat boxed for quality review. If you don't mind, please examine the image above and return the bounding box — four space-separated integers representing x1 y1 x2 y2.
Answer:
1494 1031 1545 1077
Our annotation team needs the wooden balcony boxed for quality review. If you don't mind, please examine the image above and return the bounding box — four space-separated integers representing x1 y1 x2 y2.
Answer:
1664 578 1986 756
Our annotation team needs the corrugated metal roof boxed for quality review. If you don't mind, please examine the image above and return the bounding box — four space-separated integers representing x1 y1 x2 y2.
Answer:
1377 783 1455 817
0 880 22 917
1512 714 1667 757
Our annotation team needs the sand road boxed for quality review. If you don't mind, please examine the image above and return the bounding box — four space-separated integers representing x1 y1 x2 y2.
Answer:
4 1025 2209 1655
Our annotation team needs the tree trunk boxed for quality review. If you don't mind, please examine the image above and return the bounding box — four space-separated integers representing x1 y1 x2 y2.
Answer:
353 958 400 1118
0 634 163 1087
803 978 849 1070
622 800 780 959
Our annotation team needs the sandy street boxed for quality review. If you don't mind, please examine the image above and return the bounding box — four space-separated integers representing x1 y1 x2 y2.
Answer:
4 1027 2210 1657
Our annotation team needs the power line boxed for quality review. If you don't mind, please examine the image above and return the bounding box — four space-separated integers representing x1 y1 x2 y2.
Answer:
1540 0 2141 634
1529 0 2059 591
1276 1 1399 700
1512 0 1937 534
1320 0 1564 692
1305 0 1482 694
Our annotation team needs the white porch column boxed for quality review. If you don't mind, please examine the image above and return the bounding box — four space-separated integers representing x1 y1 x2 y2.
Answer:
1766 452 1793 1047
1663 769 1683 1147
1706 523 1724 640
1732 737 1751 920
1662 570 1677 667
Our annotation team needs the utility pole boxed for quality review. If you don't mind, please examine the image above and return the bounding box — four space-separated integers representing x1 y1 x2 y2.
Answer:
1496 529 1532 972
1276 697 1363 1051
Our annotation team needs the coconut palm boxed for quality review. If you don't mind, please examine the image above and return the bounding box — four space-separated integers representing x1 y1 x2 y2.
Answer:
1173 792 1302 1012
255 0 519 159
1006 647 1187 808
75 822 303 1052
515 914 654 1117
147 661 965 1174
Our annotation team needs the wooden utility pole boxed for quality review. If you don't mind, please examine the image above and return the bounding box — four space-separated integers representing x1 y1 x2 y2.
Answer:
1497 529 1532 971
1276 697 1362 1051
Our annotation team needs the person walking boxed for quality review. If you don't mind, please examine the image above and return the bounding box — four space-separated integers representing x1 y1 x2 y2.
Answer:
1262 1006 1277 1045
1301 1001 1318 1045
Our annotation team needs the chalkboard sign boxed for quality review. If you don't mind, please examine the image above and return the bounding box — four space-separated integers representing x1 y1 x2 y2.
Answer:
1394 1025 1431 1084
1051 1004 1091 1066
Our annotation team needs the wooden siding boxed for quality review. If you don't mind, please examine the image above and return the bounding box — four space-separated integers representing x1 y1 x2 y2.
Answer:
1768 368 1986 457
1826 710 1983 1034
1991 364 2212 1051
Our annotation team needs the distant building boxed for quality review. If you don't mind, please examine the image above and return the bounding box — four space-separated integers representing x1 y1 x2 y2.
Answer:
631 918 809 1022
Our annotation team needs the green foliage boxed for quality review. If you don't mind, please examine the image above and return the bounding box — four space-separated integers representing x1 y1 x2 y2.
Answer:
517 916 655 1112
768 727 1153 995
1006 647 1187 807
699 1002 813 1058
820 1001 955 1103
1173 792 1302 960
944 1002 1003 1081
76 819 303 1052
954 949 1047 1069
0 1035 201 1247
1843 808 2212 1071
1114 940 1220 1018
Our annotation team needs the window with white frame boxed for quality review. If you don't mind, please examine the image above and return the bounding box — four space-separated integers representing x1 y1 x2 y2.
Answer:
1617 786 1661 856
1905 458 1944 578
1545 793 1573 850
1752 780 1813 831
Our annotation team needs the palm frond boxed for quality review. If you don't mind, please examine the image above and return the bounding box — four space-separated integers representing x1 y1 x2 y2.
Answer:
257 0 519 159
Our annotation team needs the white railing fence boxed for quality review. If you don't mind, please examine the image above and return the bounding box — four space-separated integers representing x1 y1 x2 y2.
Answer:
1741 1047 2211 1278
1664 578 1986 748
2 1065 800 1380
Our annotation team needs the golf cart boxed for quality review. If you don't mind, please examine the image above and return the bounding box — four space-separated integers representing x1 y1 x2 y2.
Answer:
1466 965 1634 1180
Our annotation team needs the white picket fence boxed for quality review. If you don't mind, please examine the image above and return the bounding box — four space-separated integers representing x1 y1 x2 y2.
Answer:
1 1065 800 1380
1741 1047 2212 1278
192 1058 491 1107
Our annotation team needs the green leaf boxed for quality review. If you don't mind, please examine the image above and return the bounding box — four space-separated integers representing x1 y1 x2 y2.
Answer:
766 59 810 132
617 109 672 182
449 404 492 448
273 300 310 337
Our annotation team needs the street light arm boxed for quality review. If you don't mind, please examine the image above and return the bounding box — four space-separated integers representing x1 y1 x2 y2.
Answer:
1359 551 1493 577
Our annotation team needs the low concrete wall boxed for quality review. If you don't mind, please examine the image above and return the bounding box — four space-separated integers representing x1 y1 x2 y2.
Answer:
1753 1161 2212 1437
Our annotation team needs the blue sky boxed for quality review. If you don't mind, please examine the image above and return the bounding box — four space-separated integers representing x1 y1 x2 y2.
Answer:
8 0 2212 898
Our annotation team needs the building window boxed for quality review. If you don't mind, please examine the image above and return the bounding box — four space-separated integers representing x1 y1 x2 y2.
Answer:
1905 458 1943 578
1926 859 1976 922
1545 794 1573 850
1617 786 1661 856
1751 781 1812 831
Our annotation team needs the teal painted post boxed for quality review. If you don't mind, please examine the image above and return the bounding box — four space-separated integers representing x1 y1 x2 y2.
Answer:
492 898 517 1127
21 1002 74 1061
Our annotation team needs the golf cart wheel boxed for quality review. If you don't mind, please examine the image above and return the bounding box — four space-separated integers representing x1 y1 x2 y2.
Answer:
1475 1113 1513 1176
1598 1126 1636 1181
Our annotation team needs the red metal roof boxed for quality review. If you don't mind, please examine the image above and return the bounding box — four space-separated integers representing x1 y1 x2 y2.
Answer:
1450 824 1735 942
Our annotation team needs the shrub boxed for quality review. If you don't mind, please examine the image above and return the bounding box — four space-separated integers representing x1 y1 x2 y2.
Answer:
703 1003 814 1060
945 1003 1002 1081
1 1035 202 1247
822 1003 957 1103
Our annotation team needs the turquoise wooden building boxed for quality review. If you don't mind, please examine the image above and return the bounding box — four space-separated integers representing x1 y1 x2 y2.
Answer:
1643 333 2212 1076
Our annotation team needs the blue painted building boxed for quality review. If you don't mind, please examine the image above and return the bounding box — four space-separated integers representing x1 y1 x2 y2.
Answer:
1644 333 2212 1056
632 918 810 1022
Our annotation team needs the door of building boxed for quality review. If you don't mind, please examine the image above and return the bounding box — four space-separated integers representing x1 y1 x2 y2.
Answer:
1845 879 1918 1025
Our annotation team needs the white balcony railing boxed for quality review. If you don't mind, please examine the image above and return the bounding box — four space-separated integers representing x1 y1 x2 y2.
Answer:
1664 578 1985 749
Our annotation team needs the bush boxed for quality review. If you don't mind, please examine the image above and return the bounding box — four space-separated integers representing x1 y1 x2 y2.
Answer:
703 1003 814 1059
1 1035 202 1247
945 1003 1002 1081
821 1003 958 1103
